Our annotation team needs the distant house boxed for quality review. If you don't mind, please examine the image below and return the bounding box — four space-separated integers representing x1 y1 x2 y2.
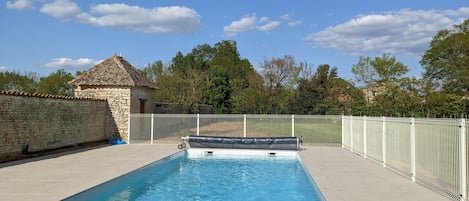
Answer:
362 82 387 103
68 55 156 142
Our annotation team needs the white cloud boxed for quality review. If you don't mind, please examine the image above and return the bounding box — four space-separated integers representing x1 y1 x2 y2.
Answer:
6 0 35 10
38 0 200 34
306 8 469 55
0 66 7 71
86 4 200 34
281 14 302 27
287 20 302 27
257 21 281 31
40 0 81 19
224 14 280 36
224 15 257 36
45 58 99 69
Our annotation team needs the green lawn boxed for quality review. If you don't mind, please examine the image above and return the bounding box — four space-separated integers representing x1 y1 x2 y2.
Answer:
149 115 342 146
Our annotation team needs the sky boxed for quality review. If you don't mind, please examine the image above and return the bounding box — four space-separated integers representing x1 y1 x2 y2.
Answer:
1 0 468 80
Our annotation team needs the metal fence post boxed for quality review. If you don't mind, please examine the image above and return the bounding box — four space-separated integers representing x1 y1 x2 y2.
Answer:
382 116 386 167
243 114 247 137
150 114 154 144
350 116 354 151
292 115 295 137
410 118 416 182
364 116 367 158
197 114 200 136
127 113 131 144
342 115 345 148
460 119 467 201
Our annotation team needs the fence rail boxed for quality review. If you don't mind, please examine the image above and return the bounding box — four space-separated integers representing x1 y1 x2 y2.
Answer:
343 116 467 201
128 114 341 145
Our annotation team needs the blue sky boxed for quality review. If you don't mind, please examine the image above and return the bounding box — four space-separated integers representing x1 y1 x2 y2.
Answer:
1 0 468 80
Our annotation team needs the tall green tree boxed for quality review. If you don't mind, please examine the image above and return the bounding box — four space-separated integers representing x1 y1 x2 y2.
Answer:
231 71 267 114
352 53 409 87
292 64 361 115
421 18 469 94
154 68 206 113
351 56 375 87
37 69 74 96
154 40 258 114
351 53 411 116
205 65 230 113
261 55 301 113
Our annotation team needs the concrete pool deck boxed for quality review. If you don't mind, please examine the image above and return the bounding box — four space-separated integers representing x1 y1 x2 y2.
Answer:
0 144 450 201
299 147 450 201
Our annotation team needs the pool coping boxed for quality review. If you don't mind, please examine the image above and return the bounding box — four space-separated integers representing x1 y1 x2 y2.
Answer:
0 144 452 201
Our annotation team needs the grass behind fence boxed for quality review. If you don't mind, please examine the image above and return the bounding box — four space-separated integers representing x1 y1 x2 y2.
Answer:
145 115 342 145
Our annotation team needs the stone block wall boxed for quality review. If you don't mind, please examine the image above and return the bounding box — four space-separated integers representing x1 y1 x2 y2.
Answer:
130 87 155 113
0 91 113 161
74 86 131 141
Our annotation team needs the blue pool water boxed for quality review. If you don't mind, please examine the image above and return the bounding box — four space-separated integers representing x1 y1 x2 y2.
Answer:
65 150 325 201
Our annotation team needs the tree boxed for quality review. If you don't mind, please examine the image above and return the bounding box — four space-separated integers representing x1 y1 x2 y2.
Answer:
421 19 469 94
231 71 267 114
351 56 376 87
311 64 337 114
140 60 164 83
351 53 411 116
352 53 409 86
154 40 259 114
154 68 206 113
292 64 361 115
293 78 320 114
0 70 38 93
204 65 230 113
425 92 464 118
262 55 299 90
368 83 421 117
261 55 301 113
37 69 74 96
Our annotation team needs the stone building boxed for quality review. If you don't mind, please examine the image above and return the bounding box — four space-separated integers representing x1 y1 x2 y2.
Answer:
68 55 156 142
362 82 387 103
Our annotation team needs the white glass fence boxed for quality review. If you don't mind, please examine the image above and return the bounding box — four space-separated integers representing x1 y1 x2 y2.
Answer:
343 116 467 201
128 114 342 145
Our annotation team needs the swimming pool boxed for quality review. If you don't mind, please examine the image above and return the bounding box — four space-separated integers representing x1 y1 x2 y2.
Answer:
64 149 325 201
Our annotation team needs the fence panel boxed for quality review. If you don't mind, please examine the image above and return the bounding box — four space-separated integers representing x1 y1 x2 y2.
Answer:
342 116 351 149
352 117 364 154
199 114 244 137
414 119 461 200
343 116 468 201
129 114 343 145
385 118 411 177
245 115 292 137
366 117 383 162
129 114 152 143
151 114 197 141
294 115 341 145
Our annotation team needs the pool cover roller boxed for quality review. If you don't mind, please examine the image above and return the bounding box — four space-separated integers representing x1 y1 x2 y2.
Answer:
182 135 301 150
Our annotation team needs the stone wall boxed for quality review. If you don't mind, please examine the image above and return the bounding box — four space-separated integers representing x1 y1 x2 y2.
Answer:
130 87 155 113
0 91 113 162
74 86 132 141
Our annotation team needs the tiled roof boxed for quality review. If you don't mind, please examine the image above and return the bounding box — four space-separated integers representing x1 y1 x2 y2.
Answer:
0 90 104 101
68 56 156 89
